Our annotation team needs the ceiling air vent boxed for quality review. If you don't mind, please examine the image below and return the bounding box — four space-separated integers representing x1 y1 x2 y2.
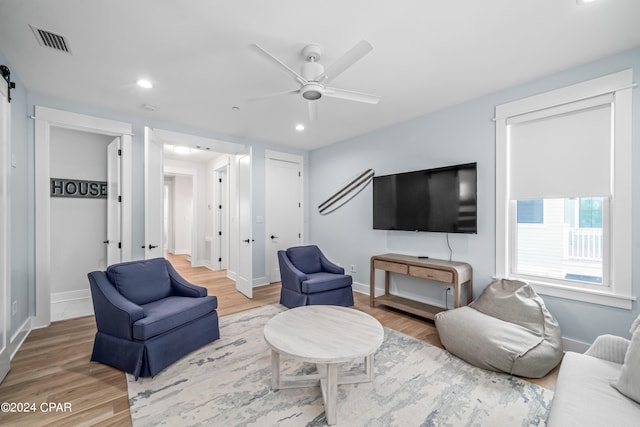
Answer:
29 25 71 53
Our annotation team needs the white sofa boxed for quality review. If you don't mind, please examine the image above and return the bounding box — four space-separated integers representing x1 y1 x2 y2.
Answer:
547 322 640 426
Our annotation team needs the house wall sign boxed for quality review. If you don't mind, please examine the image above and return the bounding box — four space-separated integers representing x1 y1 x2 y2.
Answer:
50 178 107 199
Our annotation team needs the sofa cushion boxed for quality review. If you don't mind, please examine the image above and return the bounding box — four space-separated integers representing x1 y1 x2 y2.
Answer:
107 258 172 305
547 351 640 427
287 246 322 274
612 328 640 404
301 272 352 294
133 295 218 340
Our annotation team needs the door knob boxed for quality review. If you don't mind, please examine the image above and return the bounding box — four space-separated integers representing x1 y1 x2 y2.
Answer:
141 244 159 250
242 239 254 243
103 240 109 244
270 235 279 239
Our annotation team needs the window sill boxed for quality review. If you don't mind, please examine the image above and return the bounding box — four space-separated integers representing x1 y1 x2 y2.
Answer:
509 276 635 309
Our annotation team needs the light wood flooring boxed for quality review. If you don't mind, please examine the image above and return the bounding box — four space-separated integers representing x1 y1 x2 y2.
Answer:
0 254 557 426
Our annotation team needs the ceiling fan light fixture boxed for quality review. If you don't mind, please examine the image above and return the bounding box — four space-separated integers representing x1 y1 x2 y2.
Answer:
301 82 324 100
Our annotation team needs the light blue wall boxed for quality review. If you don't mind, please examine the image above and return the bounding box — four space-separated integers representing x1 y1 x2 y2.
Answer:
309 48 640 345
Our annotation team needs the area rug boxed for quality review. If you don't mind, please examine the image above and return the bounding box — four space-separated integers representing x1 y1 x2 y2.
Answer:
127 304 553 426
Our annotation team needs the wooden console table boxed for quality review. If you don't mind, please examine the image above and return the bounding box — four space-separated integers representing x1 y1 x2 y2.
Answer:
369 253 472 320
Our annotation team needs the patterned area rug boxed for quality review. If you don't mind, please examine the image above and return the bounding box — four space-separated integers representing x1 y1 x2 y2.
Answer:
128 304 553 426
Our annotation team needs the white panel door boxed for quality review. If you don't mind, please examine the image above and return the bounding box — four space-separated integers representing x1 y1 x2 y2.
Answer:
236 153 252 298
0 74 11 382
266 157 302 283
106 137 121 265
144 127 164 259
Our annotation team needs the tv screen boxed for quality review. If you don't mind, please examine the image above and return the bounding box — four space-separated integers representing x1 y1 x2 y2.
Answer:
373 162 477 233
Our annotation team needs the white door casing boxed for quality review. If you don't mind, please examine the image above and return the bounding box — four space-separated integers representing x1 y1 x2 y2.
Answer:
34 106 132 328
265 152 304 283
0 75 11 382
107 137 121 266
144 127 164 259
236 152 253 298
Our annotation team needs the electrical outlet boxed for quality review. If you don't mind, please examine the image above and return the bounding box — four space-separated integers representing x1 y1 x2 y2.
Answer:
12 300 17 315
350 264 357 273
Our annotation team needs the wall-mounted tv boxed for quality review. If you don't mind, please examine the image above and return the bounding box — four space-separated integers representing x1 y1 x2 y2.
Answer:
373 162 477 234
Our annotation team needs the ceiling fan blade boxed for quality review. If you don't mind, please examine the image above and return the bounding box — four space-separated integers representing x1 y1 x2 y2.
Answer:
324 87 381 104
250 44 306 85
316 40 373 84
308 100 318 121
247 88 300 102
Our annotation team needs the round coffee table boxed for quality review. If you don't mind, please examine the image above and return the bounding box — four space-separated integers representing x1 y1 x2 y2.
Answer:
263 305 384 425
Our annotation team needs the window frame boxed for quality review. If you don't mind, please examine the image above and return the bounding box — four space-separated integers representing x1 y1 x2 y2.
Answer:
495 69 634 309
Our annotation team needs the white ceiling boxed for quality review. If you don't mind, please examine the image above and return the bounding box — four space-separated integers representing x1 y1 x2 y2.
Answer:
0 0 638 150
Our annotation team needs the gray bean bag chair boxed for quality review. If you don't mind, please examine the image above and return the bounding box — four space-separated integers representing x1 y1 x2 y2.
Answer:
434 278 563 378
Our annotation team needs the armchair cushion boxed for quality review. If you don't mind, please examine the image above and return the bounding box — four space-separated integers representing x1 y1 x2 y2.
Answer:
302 272 353 294
133 295 218 340
287 245 322 274
107 258 172 305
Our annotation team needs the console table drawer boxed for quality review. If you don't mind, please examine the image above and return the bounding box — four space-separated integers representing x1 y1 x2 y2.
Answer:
409 266 454 283
373 260 408 275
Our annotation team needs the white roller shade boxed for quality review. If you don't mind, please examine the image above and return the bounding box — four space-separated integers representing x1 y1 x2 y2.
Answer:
508 96 612 200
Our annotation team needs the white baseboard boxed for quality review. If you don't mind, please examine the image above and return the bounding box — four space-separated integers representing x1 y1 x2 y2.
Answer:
252 276 269 287
562 337 590 353
9 317 31 360
51 289 94 321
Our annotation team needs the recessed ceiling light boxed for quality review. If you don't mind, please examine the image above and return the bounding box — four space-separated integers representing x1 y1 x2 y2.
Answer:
295 124 305 131
137 79 153 89
173 146 191 154
576 0 598 4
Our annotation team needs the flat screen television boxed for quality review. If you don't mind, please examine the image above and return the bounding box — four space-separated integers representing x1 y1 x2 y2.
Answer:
372 162 477 233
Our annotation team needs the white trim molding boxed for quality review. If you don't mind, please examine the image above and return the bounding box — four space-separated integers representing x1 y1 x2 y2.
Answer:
495 70 635 309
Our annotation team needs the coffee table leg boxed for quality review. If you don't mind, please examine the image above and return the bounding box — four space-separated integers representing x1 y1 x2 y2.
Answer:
325 363 338 425
364 353 374 381
271 350 280 390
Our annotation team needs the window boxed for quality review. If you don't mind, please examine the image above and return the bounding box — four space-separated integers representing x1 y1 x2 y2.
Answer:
495 70 633 309
517 200 543 224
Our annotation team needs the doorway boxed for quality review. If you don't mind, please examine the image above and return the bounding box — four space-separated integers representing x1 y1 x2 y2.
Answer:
144 128 250 293
34 106 132 327
49 127 112 321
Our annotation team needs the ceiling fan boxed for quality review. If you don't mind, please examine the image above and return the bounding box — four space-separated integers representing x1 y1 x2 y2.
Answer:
249 40 381 121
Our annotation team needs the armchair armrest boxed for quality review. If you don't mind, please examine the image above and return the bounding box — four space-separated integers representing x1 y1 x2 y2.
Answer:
88 271 144 340
584 334 630 364
278 251 307 291
319 251 345 275
165 261 208 297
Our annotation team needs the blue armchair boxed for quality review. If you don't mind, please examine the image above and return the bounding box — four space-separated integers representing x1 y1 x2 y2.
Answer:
278 245 354 308
88 257 220 379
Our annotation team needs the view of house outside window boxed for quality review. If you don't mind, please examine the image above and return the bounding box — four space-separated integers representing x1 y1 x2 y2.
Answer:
515 197 604 285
